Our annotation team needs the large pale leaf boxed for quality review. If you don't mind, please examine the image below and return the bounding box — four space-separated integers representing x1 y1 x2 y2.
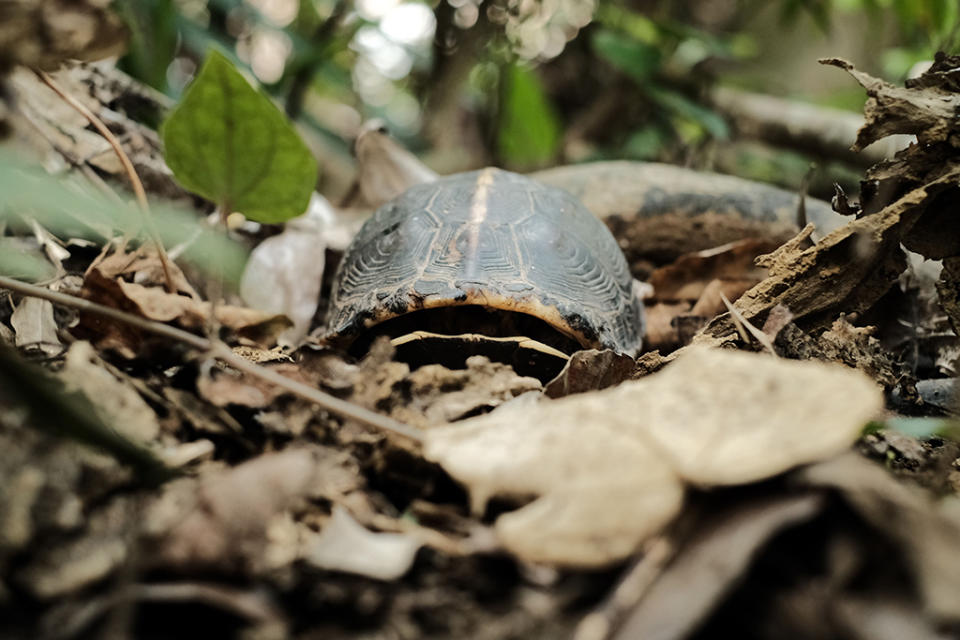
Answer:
161 50 317 223
425 348 882 567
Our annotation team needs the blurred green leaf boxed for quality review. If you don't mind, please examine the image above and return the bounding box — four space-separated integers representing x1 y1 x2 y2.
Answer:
594 5 660 44
161 49 318 223
623 127 671 160
116 0 179 94
497 63 560 170
591 29 662 83
648 84 729 140
876 417 960 441
0 240 57 282
0 149 249 284
780 0 832 33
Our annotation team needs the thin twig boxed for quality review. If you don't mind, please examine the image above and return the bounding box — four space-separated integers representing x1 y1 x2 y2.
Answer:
719 292 777 356
34 69 177 293
572 536 675 640
0 275 423 442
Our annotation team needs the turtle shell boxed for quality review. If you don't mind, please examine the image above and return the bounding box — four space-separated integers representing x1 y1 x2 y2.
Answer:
325 168 644 356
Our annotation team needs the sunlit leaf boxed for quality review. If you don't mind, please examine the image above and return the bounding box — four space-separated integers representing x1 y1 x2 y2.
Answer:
648 84 729 140
161 49 318 223
497 63 560 170
0 150 249 285
594 5 660 44
591 29 662 83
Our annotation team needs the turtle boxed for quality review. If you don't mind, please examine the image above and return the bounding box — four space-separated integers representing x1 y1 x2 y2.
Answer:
323 167 645 380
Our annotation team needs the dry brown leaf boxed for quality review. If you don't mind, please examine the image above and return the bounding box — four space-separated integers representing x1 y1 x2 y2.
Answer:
78 266 291 356
344 341 542 428
821 57 960 150
10 296 61 355
197 360 312 409
427 395 684 567
633 348 881 485
648 238 777 303
544 349 635 398
89 247 198 299
425 348 881 567
642 302 693 352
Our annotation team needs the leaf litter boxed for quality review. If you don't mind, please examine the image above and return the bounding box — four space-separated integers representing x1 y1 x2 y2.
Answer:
3 53 960 640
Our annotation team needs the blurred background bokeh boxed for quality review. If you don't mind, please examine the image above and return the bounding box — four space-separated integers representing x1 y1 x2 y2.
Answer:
114 0 958 198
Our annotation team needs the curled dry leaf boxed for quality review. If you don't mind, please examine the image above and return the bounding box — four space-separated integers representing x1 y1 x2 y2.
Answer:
79 265 291 356
304 506 422 581
647 238 778 303
88 247 198 299
10 296 61 355
349 120 439 209
820 57 960 151
544 349 635 398
425 347 882 567
240 193 332 347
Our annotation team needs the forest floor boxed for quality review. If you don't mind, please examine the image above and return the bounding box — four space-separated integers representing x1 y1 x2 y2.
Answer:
2 55 960 640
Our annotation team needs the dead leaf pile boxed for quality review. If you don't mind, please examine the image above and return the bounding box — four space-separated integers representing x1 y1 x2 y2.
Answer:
77 247 291 356
643 238 781 350
666 58 960 406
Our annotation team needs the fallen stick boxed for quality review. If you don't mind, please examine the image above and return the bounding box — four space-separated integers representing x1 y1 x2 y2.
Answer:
0 275 423 443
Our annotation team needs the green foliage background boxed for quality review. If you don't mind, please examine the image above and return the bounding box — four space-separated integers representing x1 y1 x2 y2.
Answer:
103 0 960 185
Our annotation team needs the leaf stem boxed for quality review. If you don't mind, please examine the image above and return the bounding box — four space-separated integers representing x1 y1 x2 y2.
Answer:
0 275 423 443
34 69 177 294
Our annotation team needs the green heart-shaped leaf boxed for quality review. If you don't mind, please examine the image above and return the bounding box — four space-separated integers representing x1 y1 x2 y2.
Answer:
161 50 317 223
